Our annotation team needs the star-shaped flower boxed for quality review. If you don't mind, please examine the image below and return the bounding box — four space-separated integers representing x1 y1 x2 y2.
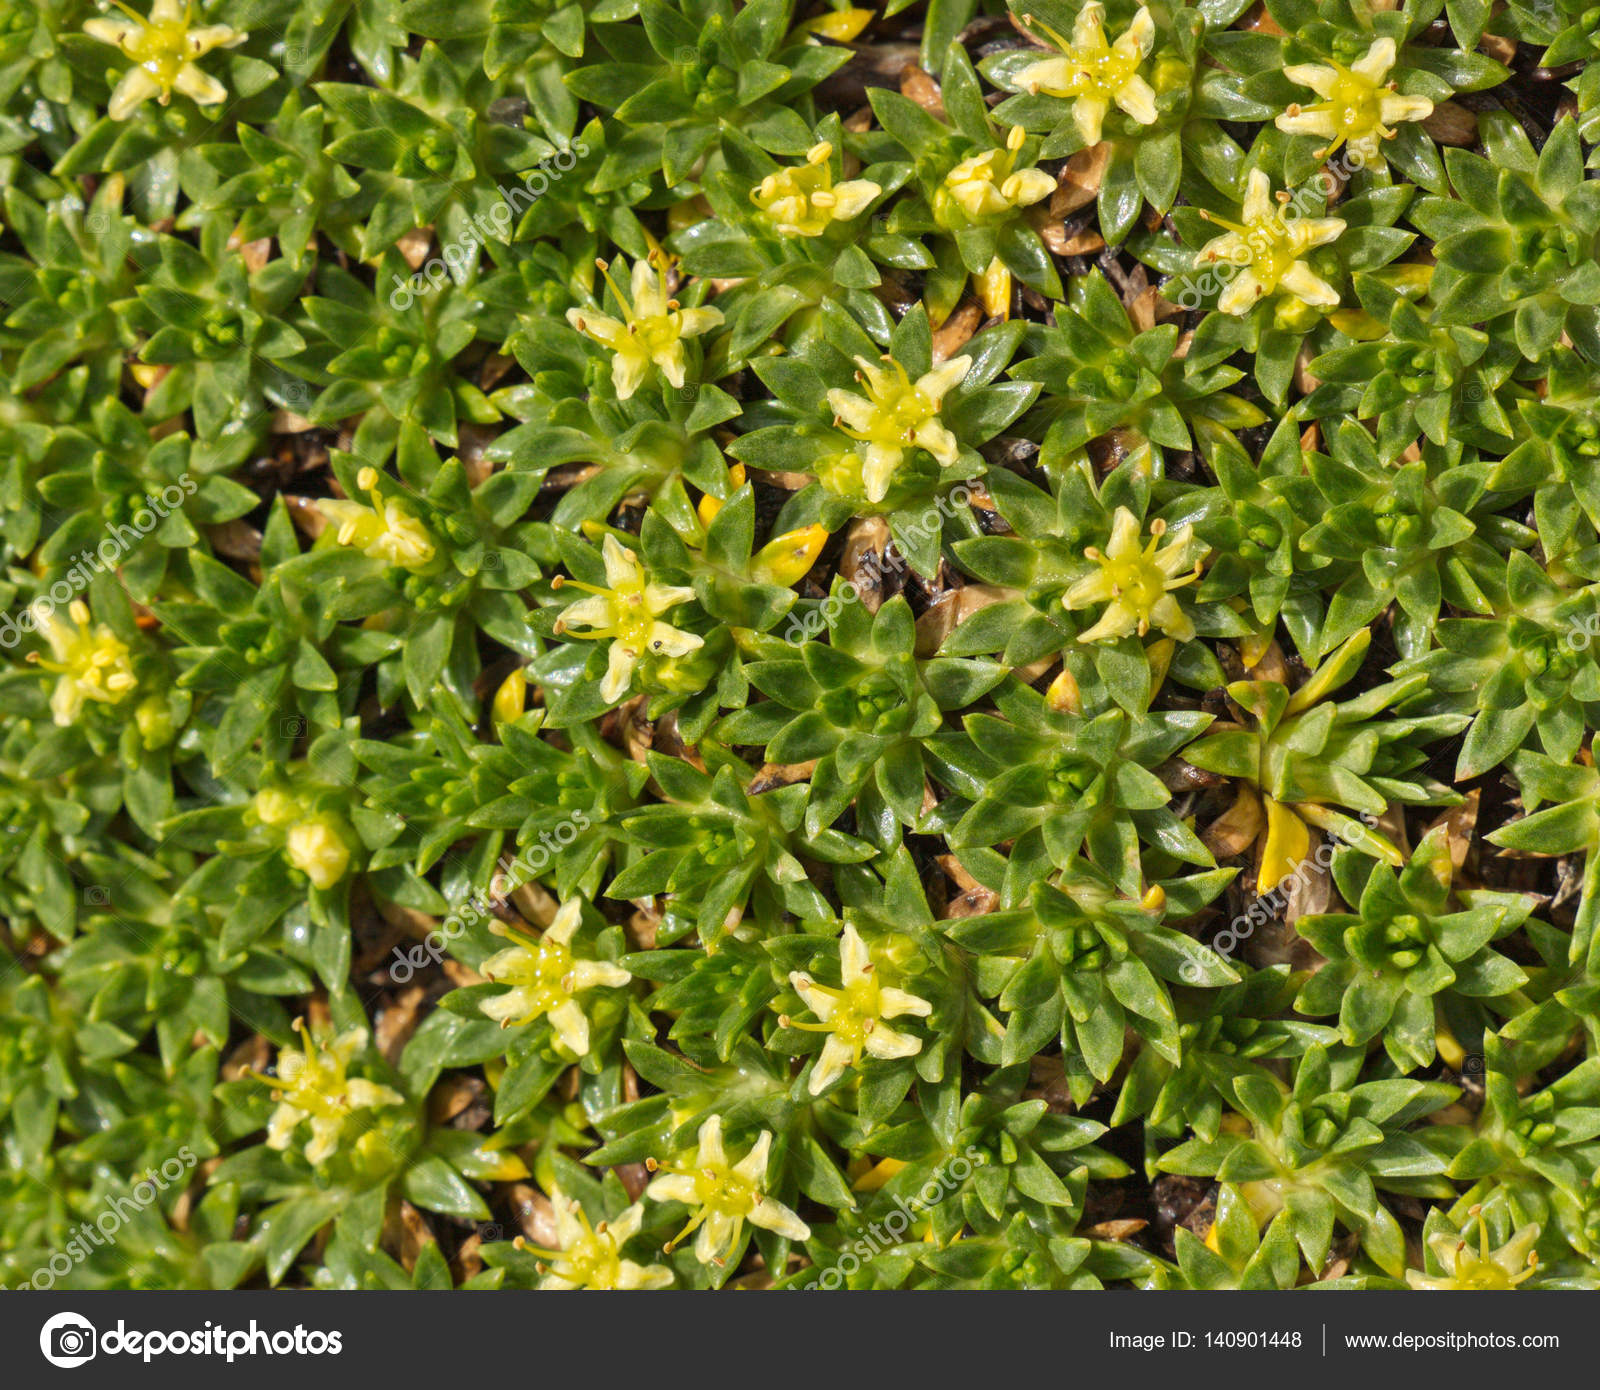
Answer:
825 353 972 504
1062 506 1207 643
938 126 1058 225
315 467 436 571
478 897 632 1056
1014 3 1158 147
566 254 723 400
522 1194 674 1290
1406 1213 1542 1290
1275 37 1433 162
84 0 248 121
1198 169 1346 316
256 1020 403 1166
645 1115 810 1266
25 599 138 728
782 923 933 1095
751 141 881 237
552 534 703 704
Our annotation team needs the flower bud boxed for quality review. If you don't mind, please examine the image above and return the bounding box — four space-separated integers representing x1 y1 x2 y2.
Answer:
493 667 527 726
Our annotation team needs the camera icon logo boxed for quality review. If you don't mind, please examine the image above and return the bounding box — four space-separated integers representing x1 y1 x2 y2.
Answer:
40 1311 97 1367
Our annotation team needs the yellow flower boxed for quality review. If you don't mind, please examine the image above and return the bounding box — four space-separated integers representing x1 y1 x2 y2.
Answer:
477 897 632 1055
522 1194 674 1290
84 0 247 121
1406 1214 1542 1290
566 255 723 400
937 126 1058 225
751 141 881 237
645 1114 810 1265
1014 3 1158 147
253 788 355 889
782 923 932 1095
1275 37 1433 161
1198 169 1346 316
552 534 703 703
825 353 972 504
284 814 351 891
256 1020 403 1166
1062 506 1206 643
315 467 436 570
26 598 137 727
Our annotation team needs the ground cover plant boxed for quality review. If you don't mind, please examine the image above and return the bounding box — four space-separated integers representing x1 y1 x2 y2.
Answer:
3 0 1600 1293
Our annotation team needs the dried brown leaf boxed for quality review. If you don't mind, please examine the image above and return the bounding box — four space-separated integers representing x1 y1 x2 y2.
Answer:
1241 2 1284 32
283 494 329 541
1051 143 1110 215
1086 1219 1149 1241
625 906 659 951
749 467 816 490
375 983 426 1066
222 1033 272 1083
652 709 705 771
477 353 515 394
457 422 501 486
616 1163 650 1202
232 235 272 273
428 1076 486 1126
207 520 263 563
915 582 1012 656
442 958 486 988
1047 225 1106 256
840 515 893 612
931 301 982 362
384 1200 435 1274
749 760 818 793
1203 784 1264 859
1281 843 1333 925
1024 1055 1079 1113
396 227 433 271
1155 758 1226 794
606 694 655 764
1423 99 1478 145
1481 33 1515 63
1424 788 1479 871
455 1232 486 1281
509 1184 560 1248
1246 639 1290 684
1294 340 1322 394
899 66 947 121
